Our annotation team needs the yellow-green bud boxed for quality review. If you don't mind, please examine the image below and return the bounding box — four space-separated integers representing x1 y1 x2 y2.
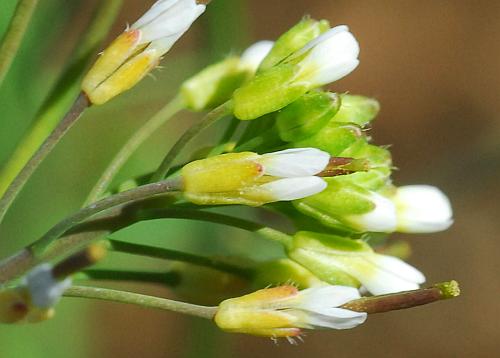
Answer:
277 92 341 142
259 17 330 71
294 178 397 233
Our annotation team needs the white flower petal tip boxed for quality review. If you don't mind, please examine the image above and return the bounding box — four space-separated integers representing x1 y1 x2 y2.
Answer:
259 148 330 177
394 185 453 233
132 0 206 50
349 192 397 233
241 41 275 72
295 25 360 87
298 286 367 330
261 176 328 201
25 264 72 309
361 255 426 295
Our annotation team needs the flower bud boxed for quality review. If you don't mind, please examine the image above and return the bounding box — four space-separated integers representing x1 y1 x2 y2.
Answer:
393 185 453 233
233 25 359 120
294 178 397 233
259 17 330 71
294 122 365 156
332 94 380 127
277 92 341 142
82 0 206 104
214 285 366 337
181 148 329 206
181 41 274 111
288 231 425 295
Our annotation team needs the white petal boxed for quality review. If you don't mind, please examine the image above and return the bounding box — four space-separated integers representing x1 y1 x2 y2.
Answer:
241 41 274 73
304 308 367 330
348 192 397 232
24 264 72 308
395 185 453 233
353 254 425 295
297 26 360 86
299 285 361 309
259 148 330 177
261 176 327 201
132 0 205 45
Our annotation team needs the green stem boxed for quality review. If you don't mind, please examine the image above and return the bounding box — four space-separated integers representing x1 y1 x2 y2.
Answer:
0 0 123 209
29 178 182 256
0 0 39 87
64 285 218 319
85 95 185 204
109 239 254 279
79 269 182 286
151 100 233 182
0 93 90 224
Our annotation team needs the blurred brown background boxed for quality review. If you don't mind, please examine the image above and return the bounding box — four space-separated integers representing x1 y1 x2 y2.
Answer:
1 0 499 357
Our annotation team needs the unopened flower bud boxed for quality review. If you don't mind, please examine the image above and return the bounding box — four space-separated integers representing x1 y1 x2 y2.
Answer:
295 179 397 233
393 185 453 233
181 41 274 111
181 148 329 206
277 92 341 142
82 0 206 104
288 231 425 295
233 26 359 120
332 94 380 127
214 285 366 337
259 17 330 71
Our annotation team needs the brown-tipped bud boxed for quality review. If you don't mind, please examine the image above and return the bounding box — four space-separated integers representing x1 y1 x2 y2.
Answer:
52 244 107 280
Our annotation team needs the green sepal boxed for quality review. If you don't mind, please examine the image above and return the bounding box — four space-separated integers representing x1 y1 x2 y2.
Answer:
233 64 308 120
259 17 330 71
277 91 341 142
294 122 365 156
332 94 380 127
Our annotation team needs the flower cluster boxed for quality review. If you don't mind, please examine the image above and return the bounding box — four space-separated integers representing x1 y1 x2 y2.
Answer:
0 1 459 343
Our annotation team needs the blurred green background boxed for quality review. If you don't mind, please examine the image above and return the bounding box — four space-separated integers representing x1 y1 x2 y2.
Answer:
0 0 499 357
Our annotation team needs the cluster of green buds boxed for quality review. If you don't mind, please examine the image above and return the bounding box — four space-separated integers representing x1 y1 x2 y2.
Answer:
0 2 459 344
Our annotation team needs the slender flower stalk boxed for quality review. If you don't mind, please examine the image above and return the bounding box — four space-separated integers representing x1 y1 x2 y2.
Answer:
63 285 218 319
85 95 185 204
151 100 234 181
0 0 39 87
0 93 90 225
109 239 254 279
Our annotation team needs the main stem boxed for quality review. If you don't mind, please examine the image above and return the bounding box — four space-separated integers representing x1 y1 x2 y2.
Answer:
151 100 233 182
30 178 182 256
64 285 218 319
85 95 185 204
0 93 90 224
0 0 39 86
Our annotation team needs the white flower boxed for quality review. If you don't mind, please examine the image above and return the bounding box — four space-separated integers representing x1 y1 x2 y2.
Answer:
393 185 453 233
289 232 425 295
214 285 366 337
131 0 206 53
293 25 360 87
293 285 367 330
347 191 398 233
240 41 275 73
182 148 330 206
24 264 71 309
82 0 206 104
